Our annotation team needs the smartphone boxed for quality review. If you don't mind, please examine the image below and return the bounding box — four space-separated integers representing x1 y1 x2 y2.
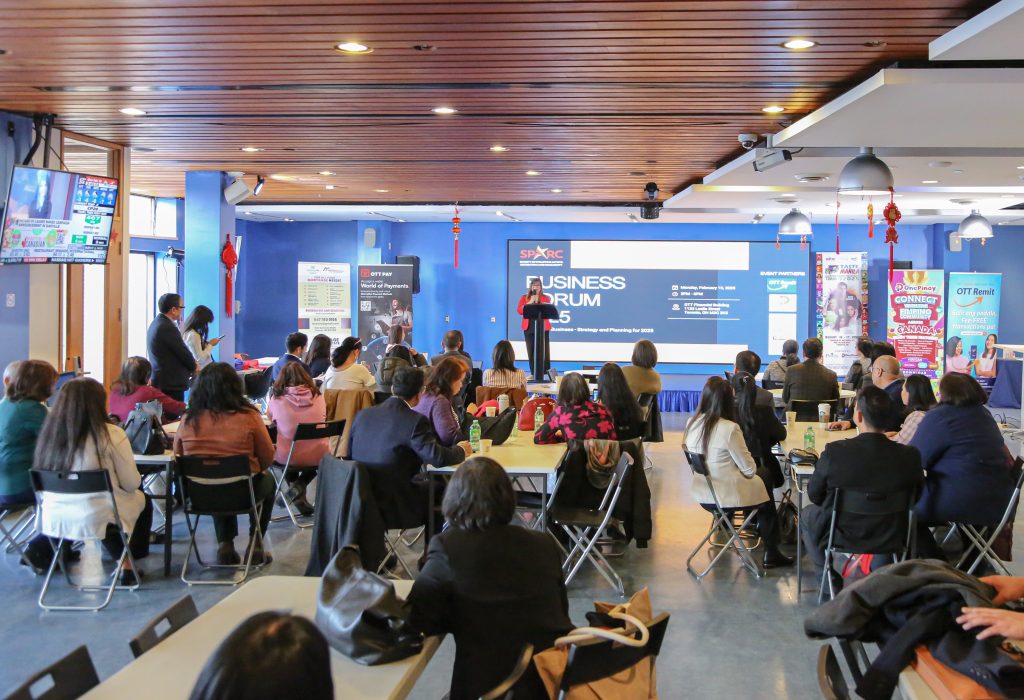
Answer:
969 345 978 360
217 334 227 340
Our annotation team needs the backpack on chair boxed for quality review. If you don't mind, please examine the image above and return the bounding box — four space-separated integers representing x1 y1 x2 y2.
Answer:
122 400 169 455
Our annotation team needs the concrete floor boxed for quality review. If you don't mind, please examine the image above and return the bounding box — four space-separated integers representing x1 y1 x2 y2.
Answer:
1 412 1022 698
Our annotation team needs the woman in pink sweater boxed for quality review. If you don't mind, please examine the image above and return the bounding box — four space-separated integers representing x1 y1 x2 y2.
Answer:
108 356 186 423
267 363 329 517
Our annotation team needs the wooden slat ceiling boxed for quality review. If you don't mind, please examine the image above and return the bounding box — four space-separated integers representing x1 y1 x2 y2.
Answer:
0 0 992 204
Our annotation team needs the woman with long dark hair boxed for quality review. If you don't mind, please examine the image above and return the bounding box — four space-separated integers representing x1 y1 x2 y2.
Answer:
597 363 645 441
945 336 973 375
414 356 469 446
482 340 527 389
173 363 276 566
181 304 219 370
684 376 791 568
516 277 553 379
976 333 998 382
268 363 328 516
534 373 615 444
108 356 185 423
322 336 376 390
303 334 332 378
731 372 787 489
892 373 937 445
35 377 152 584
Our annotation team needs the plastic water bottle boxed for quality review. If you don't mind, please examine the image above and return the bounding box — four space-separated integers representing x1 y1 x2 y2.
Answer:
534 406 546 432
804 426 816 450
469 420 481 453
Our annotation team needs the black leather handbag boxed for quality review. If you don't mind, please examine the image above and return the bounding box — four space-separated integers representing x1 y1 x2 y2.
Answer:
315 546 423 665
122 401 169 455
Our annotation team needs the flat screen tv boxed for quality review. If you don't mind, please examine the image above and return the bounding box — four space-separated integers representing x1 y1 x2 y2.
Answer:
1 165 119 264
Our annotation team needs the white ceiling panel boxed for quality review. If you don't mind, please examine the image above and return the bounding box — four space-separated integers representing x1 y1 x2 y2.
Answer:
930 0 1024 60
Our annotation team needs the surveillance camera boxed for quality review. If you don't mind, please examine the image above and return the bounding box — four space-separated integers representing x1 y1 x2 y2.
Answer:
643 182 659 201
738 133 759 150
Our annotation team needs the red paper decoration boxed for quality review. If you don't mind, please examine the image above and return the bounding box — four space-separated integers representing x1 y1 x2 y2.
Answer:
221 233 238 317
883 187 902 281
867 201 875 239
452 205 461 269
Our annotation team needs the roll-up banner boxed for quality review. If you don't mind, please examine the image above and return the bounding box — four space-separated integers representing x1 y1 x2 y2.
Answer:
357 264 414 365
946 272 1002 385
887 269 945 379
815 252 869 375
297 262 351 347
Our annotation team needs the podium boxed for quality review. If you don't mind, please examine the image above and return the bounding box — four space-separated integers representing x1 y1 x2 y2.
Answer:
523 302 558 382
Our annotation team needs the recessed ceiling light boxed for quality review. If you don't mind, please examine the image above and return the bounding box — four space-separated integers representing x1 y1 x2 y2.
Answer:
952 169 964 174
525 170 541 176
922 180 939 184
761 105 785 114
325 185 335 190
431 106 457 115
1017 166 1024 170
864 40 887 48
119 107 147 116
489 145 509 152
550 188 562 193
335 42 372 54
413 44 436 52
240 147 263 153
269 174 295 181
243 211 252 215
374 189 389 193
783 39 817 50
318 170 335 176
284 218 295 222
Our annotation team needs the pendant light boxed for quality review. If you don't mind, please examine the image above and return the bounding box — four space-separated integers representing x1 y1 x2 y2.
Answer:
777 208 813 249
837 147 893 196
957 209 993 244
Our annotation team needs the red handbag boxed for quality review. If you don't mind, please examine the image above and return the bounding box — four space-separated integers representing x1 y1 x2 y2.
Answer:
518 396 556 431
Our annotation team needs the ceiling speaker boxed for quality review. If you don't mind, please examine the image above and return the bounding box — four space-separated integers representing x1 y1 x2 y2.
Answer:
363 227 377 248
224 178 253 205
948 232 963 253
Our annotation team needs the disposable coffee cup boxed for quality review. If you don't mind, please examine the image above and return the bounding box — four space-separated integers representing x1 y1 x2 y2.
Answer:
480 439 493 453
485 406 497 418
497 394 510 412
785 411 796 426
818 403 831 425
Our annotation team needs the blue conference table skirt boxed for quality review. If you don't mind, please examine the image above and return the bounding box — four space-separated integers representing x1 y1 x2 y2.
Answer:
989 359 1023 409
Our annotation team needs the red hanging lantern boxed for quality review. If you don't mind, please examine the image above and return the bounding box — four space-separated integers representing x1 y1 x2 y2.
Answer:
866 200 875 239
883 187 902 281
221 233 238 317
451 205 461 268
834 198 841 253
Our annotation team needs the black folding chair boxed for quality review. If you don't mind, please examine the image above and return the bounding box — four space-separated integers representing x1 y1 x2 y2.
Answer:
684 451 764 580
270 419 345 528
244 367 274 412
789 399 839 422
555 613 670 699
129 594 199 658
479 644 535 700
30 469 140 612
3 645 98 700
177 455 267 586
0 503 35 560
818 486 917 602
951 457 1024 575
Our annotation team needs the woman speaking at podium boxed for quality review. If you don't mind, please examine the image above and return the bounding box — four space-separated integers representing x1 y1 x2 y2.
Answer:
516 277 553 379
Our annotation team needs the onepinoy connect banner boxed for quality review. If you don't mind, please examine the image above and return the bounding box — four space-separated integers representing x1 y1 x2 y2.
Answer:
887 269 945 379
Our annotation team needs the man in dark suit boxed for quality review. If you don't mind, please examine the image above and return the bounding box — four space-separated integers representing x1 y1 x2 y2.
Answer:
146 293 197 402
349 367 471 530
832 355 907 432
782 337 840 407
802 385 924 588
270 332 310 380
430 329 472 367
735 350 774 408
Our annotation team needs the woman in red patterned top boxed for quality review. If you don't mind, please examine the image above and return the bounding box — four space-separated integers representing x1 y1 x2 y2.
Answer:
534 373 616 444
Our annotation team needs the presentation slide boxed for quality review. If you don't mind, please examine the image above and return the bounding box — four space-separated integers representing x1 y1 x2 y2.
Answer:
506 240 809 365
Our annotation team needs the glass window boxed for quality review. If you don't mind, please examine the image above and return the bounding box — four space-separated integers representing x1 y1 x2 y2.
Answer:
127 253 155 359
153 198 178 238
130 194 154 237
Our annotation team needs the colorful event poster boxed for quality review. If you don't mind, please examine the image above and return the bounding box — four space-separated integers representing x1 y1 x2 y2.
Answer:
356 264 415 366
946 272 1001 385
815 252 869 375
297 262 351 347
887 269 945 379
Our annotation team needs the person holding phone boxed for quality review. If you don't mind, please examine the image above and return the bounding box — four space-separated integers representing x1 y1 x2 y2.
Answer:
181 304 221 371
516 277 553 378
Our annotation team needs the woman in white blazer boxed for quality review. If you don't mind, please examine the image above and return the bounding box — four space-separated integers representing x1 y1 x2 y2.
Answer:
181 304 220 370
35 378 152 585
684 376 793 568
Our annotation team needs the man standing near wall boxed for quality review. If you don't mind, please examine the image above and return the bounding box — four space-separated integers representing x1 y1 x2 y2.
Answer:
147 293 197 402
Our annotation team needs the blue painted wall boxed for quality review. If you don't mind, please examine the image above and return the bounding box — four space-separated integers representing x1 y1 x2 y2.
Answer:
966 226 1024 344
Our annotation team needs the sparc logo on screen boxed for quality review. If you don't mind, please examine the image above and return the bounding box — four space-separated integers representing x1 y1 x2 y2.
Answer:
519 245 567 267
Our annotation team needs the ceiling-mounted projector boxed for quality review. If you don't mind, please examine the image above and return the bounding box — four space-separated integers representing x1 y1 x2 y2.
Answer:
224 178 253 205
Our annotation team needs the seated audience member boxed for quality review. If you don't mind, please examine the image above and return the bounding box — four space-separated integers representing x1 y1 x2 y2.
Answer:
181 304 219 371
271 332 310 380
322 337 376 391
844 337 873 389
622 339 662 397
188 611 333 700
267 363 328 517
0 360 60 572
597 363 645 441
409 457 573 700
731 372 787 489
108 356 186 423
386 326 426 367
173 363 276 566
912 373 1014 559
860 341 897 390
763 339 799 389
735 350 773 407
830 355 906 431
959 576 1024 641
782 338 840 406
349 367 470 529
684 377 791 568
891 374 937 445
303 334 332 379
36 378 152 585
431 330 472 367
482 340 527 389
802 386 923 587
414 356 469 447
535 372 616 445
